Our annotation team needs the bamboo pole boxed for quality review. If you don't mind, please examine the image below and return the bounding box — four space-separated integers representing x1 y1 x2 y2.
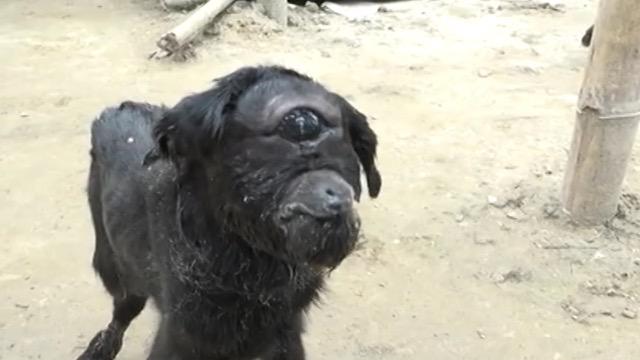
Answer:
562 0 640 224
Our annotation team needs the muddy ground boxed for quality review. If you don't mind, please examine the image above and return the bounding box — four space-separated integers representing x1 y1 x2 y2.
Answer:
2 0 640 359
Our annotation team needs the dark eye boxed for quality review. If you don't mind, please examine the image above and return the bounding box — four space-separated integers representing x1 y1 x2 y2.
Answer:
277 108 323 142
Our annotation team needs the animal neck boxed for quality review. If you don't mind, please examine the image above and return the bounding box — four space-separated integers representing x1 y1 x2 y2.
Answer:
175 167 220 245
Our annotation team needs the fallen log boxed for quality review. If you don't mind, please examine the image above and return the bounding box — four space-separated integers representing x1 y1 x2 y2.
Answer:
154 0 236 57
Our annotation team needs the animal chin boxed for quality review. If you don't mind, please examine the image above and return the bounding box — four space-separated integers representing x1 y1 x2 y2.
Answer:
274 207 361 269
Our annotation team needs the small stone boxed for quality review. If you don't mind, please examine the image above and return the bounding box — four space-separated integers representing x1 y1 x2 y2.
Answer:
287 15 301 27
230 0 251 12
600 310 614 317
488 195 508 208
561 302 581 316
203 24 221 36
20 112 29 118
127 137 134 144
543 203 560 219
498 222 512 231
455 214 465 223
305 2 320 12
476 329 486 339
516 65 541 75
477 69 493 78
506 210 522 220
54 96 71 107
474 237 495 246
622 309 637 319
605 288 619 297
499 268 532 283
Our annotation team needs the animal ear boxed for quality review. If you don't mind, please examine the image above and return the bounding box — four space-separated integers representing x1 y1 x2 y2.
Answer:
143 67 264 166
142 122 177 166
337 95 381 198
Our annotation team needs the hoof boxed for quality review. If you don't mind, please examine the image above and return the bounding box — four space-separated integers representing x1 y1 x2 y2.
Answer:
76 328 123 360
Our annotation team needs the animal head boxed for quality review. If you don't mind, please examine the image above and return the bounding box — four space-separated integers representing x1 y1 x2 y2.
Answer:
146 66 381 269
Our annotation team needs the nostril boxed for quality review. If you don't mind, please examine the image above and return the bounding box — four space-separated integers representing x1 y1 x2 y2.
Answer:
324 189 350 214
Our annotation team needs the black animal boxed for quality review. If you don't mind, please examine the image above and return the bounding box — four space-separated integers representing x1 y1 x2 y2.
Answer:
582 25 594 47
77 65 381 360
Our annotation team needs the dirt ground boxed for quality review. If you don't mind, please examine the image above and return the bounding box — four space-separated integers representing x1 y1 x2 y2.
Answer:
3 0 640 359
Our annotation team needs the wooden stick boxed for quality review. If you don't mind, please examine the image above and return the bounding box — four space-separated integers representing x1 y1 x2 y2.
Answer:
156 0 236 55
561 0 640 225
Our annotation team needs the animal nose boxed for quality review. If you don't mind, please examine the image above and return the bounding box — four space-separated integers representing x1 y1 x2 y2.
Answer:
323 188 352 215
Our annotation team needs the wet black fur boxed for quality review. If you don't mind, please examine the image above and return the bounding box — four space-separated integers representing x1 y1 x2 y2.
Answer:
582 25 594 47
77 66 381 360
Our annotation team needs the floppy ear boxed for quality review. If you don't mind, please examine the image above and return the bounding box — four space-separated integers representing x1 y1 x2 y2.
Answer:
143 66 314 167
337 96 382 198
143 67 264 166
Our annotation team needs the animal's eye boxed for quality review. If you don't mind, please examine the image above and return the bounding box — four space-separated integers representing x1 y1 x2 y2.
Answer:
277 108 323 142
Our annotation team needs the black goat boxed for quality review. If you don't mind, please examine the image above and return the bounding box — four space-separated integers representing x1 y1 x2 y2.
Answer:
77 65 381 360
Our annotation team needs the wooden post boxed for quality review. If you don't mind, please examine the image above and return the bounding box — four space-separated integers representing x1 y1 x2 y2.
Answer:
259 0 287 26
562 0 640 225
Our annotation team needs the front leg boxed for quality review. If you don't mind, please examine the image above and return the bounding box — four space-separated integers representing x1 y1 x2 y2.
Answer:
77 295 147 360
147 318 204 360
263 314 306 360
